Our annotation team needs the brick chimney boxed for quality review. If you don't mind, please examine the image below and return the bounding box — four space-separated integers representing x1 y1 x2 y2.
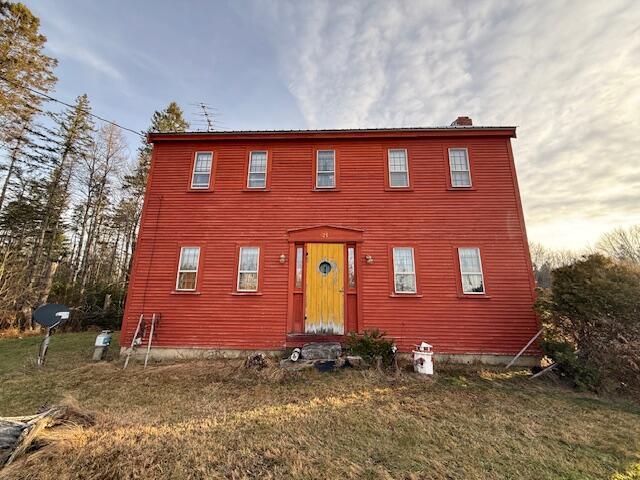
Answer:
451 116 473 126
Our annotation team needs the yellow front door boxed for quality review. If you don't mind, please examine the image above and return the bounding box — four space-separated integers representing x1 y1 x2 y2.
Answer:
305 243 345 335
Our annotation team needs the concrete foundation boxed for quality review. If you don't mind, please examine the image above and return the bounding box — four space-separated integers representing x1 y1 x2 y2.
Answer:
120 346 283 361
120 346 539 367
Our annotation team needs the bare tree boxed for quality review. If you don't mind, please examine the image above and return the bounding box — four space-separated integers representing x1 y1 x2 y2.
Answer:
75 124 127 295
529 242 580 289
597 225 640 265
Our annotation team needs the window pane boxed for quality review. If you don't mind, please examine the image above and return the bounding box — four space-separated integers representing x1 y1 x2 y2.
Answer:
192 173 210 187
390 172 408 187
318 150 335 172
194 152 212 173
238 272 258 291
348 246 356 289
388 150 407 172
249 152 267 172
295 247 303 289
317 151 335 172
451 171 471 187
459 248 481 273
248 173 266 188
240 247 259 271
395 273 416 293
449 149 469 171
462 274 484 293
316 172 335 187
180 247 200 271
393 248 414 273
178 272 196 290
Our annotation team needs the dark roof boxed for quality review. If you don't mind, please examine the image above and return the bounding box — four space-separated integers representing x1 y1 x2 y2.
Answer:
148 125 517 142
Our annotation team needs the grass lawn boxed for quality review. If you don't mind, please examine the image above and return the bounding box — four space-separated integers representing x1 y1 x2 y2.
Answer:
0 332 639 480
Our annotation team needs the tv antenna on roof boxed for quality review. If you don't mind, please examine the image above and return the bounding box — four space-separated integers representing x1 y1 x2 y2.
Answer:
189 102 219 132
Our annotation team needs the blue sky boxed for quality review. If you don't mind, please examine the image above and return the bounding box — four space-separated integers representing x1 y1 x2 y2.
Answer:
29 0 640 249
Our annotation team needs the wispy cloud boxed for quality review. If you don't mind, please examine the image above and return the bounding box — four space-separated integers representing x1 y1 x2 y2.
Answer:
247 0 640 249
47 40 124 81
32 4 126 83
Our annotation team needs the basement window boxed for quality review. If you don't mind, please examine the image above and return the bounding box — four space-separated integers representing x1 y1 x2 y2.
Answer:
392 247 416 294
458 247 485 294
316 150 336 188
388 149 409 187
448 148 472 187
237 247 260 292
191 152 212 189
176 247 200 291
247 151 268 188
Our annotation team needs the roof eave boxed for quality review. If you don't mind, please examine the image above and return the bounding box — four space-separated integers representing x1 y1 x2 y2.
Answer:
148 127 517 143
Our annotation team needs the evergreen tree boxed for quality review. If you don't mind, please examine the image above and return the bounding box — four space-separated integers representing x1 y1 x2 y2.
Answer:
0 1 57 122
29 94 94 307
0 1 57 211
122 102 189 270
120 102 189 286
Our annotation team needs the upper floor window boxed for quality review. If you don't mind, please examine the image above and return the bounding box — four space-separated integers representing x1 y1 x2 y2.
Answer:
237 246 260 292
448 148 471 187
392 247 416 294
176 246 200 291
458 247 485 294
316 150 336 188
191 152 212 189
388 149 409 187
247 151 267 189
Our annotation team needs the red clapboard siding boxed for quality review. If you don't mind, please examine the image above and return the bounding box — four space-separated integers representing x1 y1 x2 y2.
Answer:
121 129 539 355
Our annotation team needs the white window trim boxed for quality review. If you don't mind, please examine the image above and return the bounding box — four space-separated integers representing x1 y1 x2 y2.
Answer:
393 247 417 294
458 247 485 295
175 246 200 291
237 246 260 292
315 149 336 189
247 151 268 189
448 147 472 188
191 151 213 189
388 148 410 188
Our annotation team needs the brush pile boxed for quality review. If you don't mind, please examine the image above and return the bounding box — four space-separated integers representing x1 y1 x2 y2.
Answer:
0 404 93 468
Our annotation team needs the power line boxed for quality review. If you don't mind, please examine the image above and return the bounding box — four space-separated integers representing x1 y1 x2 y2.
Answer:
0 74 145 138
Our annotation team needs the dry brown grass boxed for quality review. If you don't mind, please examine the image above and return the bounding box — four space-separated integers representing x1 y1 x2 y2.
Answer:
1 332 639 480
0 327 43 339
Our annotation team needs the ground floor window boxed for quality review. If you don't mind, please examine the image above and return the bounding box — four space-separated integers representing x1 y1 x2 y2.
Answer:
176 246 200 291
458 247 485 294
392 247 416 294
237 246 260 291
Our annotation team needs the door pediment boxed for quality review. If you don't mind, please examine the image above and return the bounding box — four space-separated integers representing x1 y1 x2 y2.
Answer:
287 224 364 243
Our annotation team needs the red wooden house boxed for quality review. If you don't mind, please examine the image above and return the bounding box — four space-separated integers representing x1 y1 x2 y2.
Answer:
120 117 539 365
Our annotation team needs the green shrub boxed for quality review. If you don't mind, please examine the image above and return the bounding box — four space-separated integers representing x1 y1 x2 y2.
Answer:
535 254 640 395
346 329 395 366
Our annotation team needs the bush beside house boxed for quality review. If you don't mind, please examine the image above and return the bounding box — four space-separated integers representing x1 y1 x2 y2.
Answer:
535 254 640 395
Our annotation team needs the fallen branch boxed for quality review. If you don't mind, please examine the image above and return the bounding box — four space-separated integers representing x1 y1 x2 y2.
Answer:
530 362 558 380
